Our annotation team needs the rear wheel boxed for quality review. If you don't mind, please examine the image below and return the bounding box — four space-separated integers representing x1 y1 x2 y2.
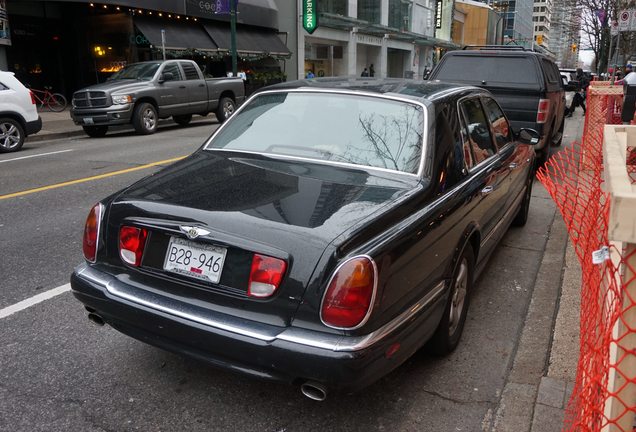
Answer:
215 97 235 123
133 102 158 135
428 246 474 355
82 125 108 138
0 118 25 153
47 93 67 112
173 114 192 126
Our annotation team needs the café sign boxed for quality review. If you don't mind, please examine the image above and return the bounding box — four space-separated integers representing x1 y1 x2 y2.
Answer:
303 0 318 34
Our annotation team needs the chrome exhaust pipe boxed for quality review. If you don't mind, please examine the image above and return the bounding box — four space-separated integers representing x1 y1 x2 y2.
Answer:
87 312 105 326
300 381 327 401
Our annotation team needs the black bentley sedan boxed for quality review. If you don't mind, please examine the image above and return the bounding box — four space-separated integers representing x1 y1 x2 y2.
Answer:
71 78 538 401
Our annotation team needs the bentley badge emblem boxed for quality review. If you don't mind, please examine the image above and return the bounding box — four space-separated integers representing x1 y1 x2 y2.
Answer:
180 226 211 240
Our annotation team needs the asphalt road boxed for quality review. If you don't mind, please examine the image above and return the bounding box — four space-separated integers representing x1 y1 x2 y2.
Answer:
0 117 579 432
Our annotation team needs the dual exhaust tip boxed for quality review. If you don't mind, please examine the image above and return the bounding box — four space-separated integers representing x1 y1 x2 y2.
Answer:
86 310 328 401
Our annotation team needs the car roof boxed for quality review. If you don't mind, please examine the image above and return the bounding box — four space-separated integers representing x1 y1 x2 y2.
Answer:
261 77 485 104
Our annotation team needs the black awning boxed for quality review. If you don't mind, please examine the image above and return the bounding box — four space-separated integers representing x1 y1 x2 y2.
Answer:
134 17 218 52
203 23 290 57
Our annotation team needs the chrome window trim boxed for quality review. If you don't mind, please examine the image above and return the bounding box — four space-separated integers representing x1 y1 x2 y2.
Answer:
318 255 379 331
75 264 446 352
202 88 430 178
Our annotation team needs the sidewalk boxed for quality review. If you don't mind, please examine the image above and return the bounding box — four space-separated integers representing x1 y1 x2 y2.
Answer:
492 110 584 431
27 108 217 143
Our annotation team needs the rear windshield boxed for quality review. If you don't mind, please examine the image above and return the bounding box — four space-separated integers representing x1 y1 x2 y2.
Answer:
205 92 424 174
436 56 539 85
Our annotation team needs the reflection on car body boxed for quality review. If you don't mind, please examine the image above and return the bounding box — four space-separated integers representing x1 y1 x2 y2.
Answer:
70 78 537 400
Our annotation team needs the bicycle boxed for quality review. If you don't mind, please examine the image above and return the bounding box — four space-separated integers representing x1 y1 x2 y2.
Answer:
30 86 67 112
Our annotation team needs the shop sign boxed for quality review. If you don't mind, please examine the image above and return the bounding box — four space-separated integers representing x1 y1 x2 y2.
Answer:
303 0 318 34
0 0 11 46
357 34 382 46
435 0 443 29
185 0 233 17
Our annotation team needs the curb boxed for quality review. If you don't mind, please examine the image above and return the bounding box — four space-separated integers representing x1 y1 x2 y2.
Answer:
27 130 86 143
490 202 570 431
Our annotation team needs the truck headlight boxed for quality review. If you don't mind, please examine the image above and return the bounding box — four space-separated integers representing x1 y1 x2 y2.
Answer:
112 95 132 104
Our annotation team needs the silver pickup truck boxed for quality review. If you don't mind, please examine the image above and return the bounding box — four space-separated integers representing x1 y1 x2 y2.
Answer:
71 60 245 137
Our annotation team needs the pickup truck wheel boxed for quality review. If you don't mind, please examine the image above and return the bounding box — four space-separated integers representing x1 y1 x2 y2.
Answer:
82 125 108 138
512 175 533 227
428 246 474 355
216 97 235 123
0 118 25 153
133 102 158 135
173 114 192 126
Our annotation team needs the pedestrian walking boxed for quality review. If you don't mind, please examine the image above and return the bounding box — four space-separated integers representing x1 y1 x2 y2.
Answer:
620 64 636 123
565 68 588 117
361 68 369 77
369 64 375 77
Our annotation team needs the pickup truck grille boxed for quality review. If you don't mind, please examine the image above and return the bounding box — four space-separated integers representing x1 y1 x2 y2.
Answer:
73 91 109 108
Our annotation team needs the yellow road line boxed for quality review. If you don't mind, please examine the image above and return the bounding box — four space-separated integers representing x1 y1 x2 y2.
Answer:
0 155 186 201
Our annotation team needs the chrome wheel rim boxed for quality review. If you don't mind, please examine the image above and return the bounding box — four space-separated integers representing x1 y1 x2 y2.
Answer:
0 122 21 150
223 101 234 118
143 108 156 130
449 258 468 335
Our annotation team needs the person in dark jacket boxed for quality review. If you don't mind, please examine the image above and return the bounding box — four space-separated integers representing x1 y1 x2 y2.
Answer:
565 68 588 117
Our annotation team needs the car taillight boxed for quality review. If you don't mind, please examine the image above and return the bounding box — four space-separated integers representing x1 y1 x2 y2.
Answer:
320 256 377 329
537 99 550 123
30 91 36 105
248 254 287 298
82 203 103 263
119 226 148 267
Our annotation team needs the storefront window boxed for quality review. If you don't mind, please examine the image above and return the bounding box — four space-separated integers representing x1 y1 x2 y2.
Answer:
388 0 411 30
319 0 347 15
87 12 135 81
357 0 381 24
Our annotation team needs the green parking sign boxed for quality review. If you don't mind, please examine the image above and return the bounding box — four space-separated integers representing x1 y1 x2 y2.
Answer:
303 0 318 34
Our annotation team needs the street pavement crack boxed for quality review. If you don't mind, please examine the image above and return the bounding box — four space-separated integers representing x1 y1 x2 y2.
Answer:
420 388 494 405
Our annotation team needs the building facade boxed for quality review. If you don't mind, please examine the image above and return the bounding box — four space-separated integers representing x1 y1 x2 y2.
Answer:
493 0 533 47
532 0 551 48
453 0 500 46
275 0 457 81
548 0 579 67
2 0 291 97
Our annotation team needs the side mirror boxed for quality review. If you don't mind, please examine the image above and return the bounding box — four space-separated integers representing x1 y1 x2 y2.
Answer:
517 128 540 145
158 72 174 83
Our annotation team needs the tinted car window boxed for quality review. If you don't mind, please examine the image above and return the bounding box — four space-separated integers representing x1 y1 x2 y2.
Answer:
438 56 539 85
163 63 183 81
542 59 559 84
180 62 200 80
207 92 424 174
109 62 160 81
460 98 496 166
434 103 464 192
482 97 512 148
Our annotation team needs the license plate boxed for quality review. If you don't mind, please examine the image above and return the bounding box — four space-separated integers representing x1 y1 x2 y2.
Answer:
83 117 94 125
163 237 227 283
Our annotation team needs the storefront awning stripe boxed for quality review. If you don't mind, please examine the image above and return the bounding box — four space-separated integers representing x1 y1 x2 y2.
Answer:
134 17 218 52
202 23 291 57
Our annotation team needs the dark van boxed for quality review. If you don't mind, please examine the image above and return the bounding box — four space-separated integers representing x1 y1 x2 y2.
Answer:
428 46 566 164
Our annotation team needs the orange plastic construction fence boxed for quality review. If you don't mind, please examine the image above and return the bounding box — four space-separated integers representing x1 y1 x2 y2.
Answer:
537 85 636 431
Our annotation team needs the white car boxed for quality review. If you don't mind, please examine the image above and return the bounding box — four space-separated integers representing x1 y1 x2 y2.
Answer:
561 73 575 112
0 71 42 152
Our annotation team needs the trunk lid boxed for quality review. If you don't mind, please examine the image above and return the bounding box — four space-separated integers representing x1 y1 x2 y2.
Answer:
104 150 417 327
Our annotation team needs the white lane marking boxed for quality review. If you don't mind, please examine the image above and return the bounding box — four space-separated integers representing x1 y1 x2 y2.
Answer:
0 283 71 319
0 149 74 164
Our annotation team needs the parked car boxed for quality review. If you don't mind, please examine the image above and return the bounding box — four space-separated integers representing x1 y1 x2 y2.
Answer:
561 73 575 116
428 46 565 164
70 78 538 399
70 60 245 137
0 71 42 153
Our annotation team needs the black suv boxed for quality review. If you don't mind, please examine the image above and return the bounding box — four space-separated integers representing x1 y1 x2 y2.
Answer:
428 46 566 164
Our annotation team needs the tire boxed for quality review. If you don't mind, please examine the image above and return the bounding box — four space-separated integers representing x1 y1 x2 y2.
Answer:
215 97 235 123
512 175 533 227
428 246 475 355
47 93 67 112
173 114 192 126
82 125 108 138
133 102 158 135
0 118 25 153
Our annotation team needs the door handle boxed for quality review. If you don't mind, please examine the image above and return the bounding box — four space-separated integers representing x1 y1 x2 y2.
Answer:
508 162 518 169
481 186 494 196
199 84 205 87
179 85 186 89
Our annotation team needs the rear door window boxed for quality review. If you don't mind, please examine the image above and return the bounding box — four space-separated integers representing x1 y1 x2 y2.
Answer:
437 56 539 85
482 97 513 148
459 98 497 167
180 62 201 80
